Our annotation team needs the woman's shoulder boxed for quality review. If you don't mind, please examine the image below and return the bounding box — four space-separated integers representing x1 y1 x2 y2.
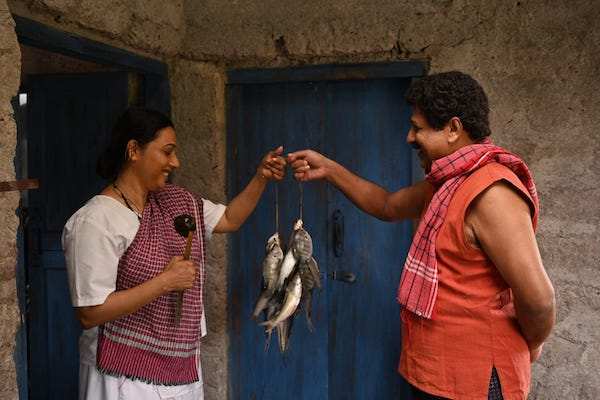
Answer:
64 195 135 233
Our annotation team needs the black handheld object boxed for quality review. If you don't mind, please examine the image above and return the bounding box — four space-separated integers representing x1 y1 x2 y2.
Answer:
173 214 197 325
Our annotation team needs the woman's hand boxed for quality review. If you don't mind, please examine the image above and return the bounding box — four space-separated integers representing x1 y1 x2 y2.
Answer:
287 149 333 181
160 256 197 292
257 146 286 181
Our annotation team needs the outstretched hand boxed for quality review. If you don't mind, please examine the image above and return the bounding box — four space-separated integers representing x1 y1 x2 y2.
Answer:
287 149 332 182
257 146 286 181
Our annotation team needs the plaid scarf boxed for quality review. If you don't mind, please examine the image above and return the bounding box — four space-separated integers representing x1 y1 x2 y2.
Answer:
96 184 206 385
397 140 539 319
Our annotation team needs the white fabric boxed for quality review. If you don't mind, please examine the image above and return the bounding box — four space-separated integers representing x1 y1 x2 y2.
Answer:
63 194 226 400
79 363 204 400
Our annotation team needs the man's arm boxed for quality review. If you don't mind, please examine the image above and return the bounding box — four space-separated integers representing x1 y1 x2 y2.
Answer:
288 150 431 221
467 180 555 359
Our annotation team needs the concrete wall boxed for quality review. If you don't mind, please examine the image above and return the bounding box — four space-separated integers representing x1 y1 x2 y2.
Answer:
181 1 600 399
170 59 229 400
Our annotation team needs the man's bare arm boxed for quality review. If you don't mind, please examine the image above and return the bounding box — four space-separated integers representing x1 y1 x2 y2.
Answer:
468 181 555 355
288 149 431 221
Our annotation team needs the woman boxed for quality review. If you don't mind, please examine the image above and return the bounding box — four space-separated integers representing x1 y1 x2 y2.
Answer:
62 108 285 400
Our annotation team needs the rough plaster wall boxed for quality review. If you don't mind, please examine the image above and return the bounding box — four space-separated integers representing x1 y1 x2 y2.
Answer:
169 59 228 400
182 0 600 398
0 1 21 399
8 0 186 57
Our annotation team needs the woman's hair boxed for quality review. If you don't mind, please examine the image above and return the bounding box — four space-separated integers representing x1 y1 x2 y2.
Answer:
96 107 174 180
405 71 491 140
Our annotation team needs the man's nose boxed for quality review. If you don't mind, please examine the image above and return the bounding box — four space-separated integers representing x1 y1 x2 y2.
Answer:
406 129 415 144
171 153 181 169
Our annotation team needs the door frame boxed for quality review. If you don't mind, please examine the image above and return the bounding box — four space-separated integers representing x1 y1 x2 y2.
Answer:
225 61 428 396
13 16 171 399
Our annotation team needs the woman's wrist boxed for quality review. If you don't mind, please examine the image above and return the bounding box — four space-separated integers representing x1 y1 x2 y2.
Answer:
254 170 269 184
155 270 173 295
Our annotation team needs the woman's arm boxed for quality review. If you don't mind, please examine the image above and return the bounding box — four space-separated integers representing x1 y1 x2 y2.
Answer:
76 256 196 329
214 146 286 233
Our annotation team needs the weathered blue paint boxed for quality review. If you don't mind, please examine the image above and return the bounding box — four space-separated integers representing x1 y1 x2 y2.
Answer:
227 65 423 399
25 73 129 400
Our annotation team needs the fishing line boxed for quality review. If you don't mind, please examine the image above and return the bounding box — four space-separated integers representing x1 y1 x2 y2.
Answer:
275 183 280 234
298 182 303 221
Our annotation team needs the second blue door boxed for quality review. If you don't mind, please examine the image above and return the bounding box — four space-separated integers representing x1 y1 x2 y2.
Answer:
228 69 419 399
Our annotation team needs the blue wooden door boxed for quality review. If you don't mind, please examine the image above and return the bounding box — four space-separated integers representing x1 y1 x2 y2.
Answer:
228 70 417 399
25 72 129 399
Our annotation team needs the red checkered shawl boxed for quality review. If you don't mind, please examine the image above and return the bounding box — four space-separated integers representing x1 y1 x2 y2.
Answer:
397 140 539 319
96 184 206 385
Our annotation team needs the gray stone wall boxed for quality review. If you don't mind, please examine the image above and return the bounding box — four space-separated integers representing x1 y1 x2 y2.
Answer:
182 1 600 399
0 2 21 399
169 59 229 400
8 0 186 57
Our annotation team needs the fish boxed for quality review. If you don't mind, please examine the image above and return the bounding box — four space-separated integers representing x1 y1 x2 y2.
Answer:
299 257 321 332
291 221 313 263
277 317 289 353
252 233 283 320
306 256 321 289
275 220 304 291
260 273 302 333
263 301 278 352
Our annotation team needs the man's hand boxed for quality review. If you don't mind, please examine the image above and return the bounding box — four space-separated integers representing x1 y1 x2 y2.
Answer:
257 146 286 181
287 149 332 181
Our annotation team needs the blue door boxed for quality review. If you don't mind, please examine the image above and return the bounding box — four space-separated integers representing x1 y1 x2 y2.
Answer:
25 72 129 399
227 65 421 399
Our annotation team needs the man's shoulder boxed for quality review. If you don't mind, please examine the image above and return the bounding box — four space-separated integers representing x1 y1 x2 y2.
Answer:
471 162 518 181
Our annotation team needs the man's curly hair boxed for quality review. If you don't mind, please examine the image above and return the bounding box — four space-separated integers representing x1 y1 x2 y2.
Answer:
405 71 491 140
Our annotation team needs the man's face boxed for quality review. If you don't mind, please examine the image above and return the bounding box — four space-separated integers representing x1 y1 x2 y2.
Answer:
406 108 451 173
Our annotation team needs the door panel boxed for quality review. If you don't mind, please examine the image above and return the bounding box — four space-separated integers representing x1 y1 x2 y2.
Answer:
228 76 415 399
26 72 129 400
325 79 414 399
228 81 329 399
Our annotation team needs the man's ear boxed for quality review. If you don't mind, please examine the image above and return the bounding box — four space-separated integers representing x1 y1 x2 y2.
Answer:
447 117 464 144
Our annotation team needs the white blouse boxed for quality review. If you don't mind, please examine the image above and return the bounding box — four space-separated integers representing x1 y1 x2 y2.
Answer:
62 194 226 400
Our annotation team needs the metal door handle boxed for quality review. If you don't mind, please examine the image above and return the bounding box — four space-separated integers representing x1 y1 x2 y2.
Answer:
332 209 344 257
329 270 357 284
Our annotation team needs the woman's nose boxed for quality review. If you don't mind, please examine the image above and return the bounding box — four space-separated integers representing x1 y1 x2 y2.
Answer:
406 129 415 144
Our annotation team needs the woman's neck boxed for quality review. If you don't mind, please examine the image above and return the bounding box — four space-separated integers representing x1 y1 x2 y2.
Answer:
113 170 148 210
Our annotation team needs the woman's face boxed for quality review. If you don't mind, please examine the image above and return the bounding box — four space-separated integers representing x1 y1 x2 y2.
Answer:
132 126 180 191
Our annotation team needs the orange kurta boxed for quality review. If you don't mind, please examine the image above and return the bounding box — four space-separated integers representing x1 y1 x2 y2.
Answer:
399 163 536 400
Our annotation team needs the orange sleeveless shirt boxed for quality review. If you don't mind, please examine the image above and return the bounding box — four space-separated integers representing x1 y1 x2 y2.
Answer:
399 163 536 400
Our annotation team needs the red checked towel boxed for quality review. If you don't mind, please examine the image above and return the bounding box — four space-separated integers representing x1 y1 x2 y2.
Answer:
397 140 539 319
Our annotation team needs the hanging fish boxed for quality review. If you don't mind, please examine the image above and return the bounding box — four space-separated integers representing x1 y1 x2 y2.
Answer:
252 233 284 320
299 257 321 332
275 219 302 291
260 273 302 333
292 223 313 264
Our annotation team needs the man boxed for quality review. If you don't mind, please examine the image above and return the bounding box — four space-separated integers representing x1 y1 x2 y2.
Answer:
287 71 555 399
